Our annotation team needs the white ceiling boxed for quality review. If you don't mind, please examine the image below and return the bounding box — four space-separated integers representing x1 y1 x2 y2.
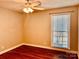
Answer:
0 0 79 12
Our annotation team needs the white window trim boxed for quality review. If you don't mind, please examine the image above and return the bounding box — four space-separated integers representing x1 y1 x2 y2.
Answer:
50 13 71 49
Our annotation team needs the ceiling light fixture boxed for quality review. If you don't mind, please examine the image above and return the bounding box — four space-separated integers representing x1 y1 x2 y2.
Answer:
21 0 45 13
23 7 34 13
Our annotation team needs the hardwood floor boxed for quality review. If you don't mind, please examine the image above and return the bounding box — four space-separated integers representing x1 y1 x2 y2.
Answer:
0 45 78 59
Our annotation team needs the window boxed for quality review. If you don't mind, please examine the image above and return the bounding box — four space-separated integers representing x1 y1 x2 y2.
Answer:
51 13 70 49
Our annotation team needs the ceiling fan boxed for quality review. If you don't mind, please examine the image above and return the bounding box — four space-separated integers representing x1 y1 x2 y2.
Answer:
15 0 45 13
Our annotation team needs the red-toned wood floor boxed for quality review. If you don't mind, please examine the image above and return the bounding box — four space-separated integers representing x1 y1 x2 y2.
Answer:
0 45 78 59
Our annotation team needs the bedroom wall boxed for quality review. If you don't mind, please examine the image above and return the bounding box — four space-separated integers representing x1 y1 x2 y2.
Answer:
24 13 51 47
0 8 23 51
24 6 78 51
78 5 79 58
0 5 78 53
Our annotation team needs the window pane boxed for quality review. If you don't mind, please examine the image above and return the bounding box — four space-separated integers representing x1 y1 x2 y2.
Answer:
63 37 68 42
51 13 70 49
53 37 58 44
63 44 68 48
63 32 68 37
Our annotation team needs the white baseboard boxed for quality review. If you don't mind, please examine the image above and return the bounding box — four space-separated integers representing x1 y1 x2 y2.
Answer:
0 43 78 55
0 43 24 55
23 43 78 54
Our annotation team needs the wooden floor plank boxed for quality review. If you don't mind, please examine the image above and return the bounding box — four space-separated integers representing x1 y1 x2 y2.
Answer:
0 45 78 59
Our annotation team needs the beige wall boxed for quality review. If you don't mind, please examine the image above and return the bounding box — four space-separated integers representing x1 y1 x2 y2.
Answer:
24 13 51 47
78 6 79 57
24 6 78 51
0 6 78 52
0 8 23 51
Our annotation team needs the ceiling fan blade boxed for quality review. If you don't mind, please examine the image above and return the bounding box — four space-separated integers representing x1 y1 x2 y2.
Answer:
30 1 41 7
13 0 35 3
32 7 46 10
13 0 27 3
13 0 40 6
